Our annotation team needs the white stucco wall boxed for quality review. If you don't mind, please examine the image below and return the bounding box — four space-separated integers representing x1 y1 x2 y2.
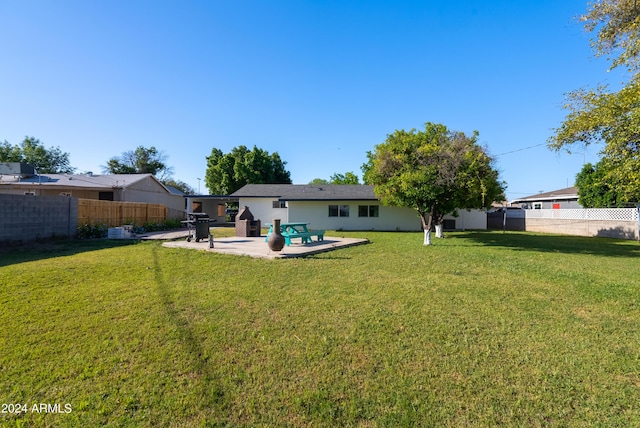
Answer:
288 200 421 231
238 197 487 231
238 198 421 231
238 198 289 225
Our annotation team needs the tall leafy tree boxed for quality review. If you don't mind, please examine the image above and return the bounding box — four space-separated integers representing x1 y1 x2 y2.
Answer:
363 122 505 245
0 137 74 174
330 171 360 184
163 178 196 195
574 159 634 207
309 172 361 185
309 178 329 185
205 145 292 194
548 0 640 203
104 146 173 180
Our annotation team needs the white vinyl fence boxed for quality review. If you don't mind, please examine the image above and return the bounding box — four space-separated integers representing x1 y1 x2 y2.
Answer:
522 208 640 240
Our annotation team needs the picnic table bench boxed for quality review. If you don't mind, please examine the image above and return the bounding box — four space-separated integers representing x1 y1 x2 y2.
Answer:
265 222 325 246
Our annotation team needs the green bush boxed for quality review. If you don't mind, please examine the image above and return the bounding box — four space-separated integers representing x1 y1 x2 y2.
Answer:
77 219 182 239
139 219 182 233
76 223 108 239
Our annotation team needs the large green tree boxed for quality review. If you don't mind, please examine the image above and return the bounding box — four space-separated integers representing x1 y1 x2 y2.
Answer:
574 160 626 207
548 0 640 203
0 137 74 174
363 122 505 245
205 145 291 194
103 146 173 180
163 178 196 195
330 171 360 184
309 172 361 185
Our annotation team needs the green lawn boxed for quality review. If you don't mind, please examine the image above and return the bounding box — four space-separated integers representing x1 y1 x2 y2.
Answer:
1 230 640 427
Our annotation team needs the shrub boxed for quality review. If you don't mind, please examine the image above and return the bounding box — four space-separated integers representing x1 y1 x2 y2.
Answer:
77 219 182 239
76 223 108 239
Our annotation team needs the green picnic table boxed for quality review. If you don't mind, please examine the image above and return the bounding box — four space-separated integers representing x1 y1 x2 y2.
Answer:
265 222 325 246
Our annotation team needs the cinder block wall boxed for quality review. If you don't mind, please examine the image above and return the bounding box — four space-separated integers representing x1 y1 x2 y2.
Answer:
0 194 78 244
525 218 638 240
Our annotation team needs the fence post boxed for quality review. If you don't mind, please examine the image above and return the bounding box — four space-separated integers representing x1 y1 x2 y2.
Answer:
636 204 639 242
502 210 507 233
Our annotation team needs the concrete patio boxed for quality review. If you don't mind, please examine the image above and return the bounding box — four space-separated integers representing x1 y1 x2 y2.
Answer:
138 230 369 259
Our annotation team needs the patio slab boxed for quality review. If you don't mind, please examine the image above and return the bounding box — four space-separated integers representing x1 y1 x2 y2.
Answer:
160 235 369 259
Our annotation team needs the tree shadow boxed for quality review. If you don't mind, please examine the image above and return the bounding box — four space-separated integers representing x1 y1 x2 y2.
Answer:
0 238 140 267
151 246 229 413
596 226 638 240
459 231 640 258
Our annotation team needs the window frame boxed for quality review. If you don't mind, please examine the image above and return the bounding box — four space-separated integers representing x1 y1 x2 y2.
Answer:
329 204 350 217
358 205 379 217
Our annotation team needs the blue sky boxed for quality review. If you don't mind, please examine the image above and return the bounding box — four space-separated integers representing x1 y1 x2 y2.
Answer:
0 0 627 200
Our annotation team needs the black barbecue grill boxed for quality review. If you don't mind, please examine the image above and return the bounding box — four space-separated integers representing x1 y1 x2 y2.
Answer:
183 212 216 242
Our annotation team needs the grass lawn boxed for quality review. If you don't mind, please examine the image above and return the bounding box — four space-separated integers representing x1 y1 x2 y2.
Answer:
1 229 640 426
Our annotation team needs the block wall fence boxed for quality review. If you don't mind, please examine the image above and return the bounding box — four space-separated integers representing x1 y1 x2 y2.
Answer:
0 194 78 245
491 208 640 240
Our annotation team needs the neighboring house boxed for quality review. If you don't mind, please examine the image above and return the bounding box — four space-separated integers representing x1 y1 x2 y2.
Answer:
510 187 580 209
230 184 487 231
0 169 186 218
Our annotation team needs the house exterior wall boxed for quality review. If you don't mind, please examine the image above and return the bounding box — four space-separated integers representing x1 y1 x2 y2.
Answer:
238 197 487 231
188 199 226 223
0 187 111 199
287 200 421 231
238 198 289 226
517 200 581 210
123 180 185 216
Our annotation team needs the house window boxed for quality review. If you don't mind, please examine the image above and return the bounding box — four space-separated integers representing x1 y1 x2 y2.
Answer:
272 200 287 208
329 205 349 217
99 191 114 201
533 202 542 209
358 205 379 217
59 192 72 197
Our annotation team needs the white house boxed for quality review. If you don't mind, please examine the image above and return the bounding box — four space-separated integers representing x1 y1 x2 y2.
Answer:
230 184 487 231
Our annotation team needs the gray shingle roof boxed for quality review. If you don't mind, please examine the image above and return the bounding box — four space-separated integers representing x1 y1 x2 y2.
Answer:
231 184 378 201
511 187 578 203
0 173 165 190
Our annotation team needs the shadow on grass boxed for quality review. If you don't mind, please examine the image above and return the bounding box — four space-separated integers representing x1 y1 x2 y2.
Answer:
0 238 140 267
460 231 640 258
305 254 353 260
151 246 229 416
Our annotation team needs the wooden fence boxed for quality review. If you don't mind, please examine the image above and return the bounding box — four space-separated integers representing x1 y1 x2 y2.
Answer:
77 199 167 227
